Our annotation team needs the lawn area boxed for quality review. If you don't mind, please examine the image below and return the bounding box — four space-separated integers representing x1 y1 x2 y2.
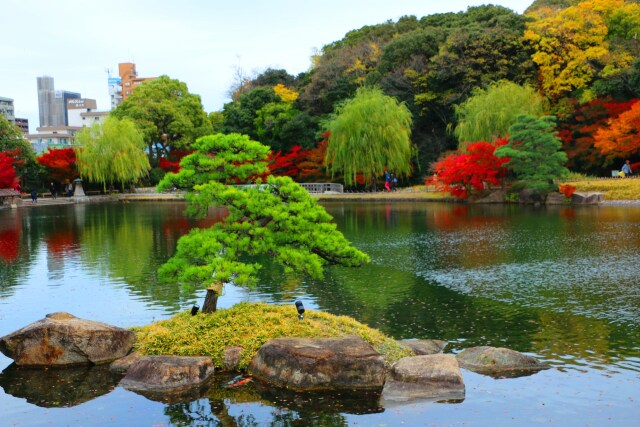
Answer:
567 177 640 200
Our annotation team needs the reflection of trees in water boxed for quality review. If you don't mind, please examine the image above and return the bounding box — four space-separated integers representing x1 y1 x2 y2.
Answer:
0 209 39 297
77 203 227 311
250 202 640 369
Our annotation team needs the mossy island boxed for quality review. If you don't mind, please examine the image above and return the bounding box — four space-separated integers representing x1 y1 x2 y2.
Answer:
132 302 413 370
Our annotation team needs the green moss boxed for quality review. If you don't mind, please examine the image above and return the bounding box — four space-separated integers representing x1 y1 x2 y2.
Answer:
132 302 413 370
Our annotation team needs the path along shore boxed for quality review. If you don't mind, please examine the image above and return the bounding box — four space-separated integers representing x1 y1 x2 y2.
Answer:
4 189 640 208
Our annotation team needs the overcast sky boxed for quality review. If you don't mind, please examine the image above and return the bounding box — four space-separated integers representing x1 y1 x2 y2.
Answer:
1 0 532 133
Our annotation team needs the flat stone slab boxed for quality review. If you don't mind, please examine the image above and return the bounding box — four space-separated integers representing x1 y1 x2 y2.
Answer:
109 351 142 374
572 192 604 204
249 335 385 391
120 355 215 392
401 339 448 355
456 346 547 378
0 312 136 366
382 354 465 403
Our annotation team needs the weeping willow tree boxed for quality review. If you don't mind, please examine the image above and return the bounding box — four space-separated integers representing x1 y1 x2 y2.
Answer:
453 81 549 150
74 117 150 191
325 87 413 186
157 133 369 313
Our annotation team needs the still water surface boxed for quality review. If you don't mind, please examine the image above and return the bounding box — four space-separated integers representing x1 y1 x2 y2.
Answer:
0 201 638 426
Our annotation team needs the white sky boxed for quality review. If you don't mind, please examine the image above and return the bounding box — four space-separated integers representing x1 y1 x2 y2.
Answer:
1 0 533 133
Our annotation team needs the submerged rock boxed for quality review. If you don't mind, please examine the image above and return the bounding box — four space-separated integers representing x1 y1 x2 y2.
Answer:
382 354 465 403
248 335 385 391
120 355 215 393
0 312 136 366
456 346 547 378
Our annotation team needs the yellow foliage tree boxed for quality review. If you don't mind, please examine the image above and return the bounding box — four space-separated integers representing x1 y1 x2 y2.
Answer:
525 0 640 100
273 84 299 103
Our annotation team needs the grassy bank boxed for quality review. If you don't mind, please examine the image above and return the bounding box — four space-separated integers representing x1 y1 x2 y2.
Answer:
133 302 413 370
567 178 640 200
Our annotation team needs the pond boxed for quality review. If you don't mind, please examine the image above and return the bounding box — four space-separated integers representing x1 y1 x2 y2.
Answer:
0 201 638 426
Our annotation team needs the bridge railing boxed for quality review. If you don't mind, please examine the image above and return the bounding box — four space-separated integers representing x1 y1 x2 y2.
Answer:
299 183 343 194
233 183 344 194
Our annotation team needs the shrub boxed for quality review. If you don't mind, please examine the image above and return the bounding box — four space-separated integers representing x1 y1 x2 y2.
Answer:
132 302 413 370
558 184 577 198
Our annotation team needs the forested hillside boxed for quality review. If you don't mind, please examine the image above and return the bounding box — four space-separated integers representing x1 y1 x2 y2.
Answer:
207 1 640 182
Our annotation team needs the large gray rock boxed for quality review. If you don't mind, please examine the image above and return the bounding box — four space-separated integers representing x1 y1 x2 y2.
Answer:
223 346 243 371
120 355 215 392
248 335 385 391
456 346 547 378
473 189 506 204
401 339 448 355
572 192 604 204
546 192 569 205
382 354 465 403
0 312 136 366
109 351 142 374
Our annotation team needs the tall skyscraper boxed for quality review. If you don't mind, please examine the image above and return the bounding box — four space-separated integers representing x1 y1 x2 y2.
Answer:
37 76 80 126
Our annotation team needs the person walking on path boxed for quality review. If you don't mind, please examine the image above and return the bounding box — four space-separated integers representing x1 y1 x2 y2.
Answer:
49 182 57 199
621 160 633 177
384 170 391 192
31 189 37 203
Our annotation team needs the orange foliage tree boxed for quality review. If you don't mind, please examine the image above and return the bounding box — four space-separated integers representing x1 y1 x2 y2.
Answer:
557 98 637 173
594 100 640 158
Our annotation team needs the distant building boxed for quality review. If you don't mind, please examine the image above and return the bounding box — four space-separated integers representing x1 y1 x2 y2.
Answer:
80 111 108 127
118 62 155 103
67 98 97 127
15 118 29 134
108 75 122 109
0 96 15 123
37 76 80 127
26 126 82 153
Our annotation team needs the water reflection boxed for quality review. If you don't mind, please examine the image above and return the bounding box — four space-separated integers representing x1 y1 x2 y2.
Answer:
0 364 121 407
1 201 639 426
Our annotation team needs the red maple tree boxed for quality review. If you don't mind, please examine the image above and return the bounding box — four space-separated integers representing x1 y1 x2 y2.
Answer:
36 148 78 182
431 138 509 199
158 150 193 174
0 152 16 188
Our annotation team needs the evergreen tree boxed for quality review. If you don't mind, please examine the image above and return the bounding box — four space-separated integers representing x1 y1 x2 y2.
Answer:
495 115 569 195
157 133 369 312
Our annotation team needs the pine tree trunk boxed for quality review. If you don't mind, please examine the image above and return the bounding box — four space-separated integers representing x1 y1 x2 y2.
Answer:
202 282 223 314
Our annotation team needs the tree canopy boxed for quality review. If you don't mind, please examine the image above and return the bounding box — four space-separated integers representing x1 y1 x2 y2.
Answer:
112 75 211 165
495 115 569 194
0 115 41 189
453 81 549 148
74 117 151 191
325 87 413 186
157 133 369 310
594 100 640 158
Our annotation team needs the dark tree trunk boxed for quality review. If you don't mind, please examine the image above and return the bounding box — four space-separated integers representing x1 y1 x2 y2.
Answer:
202 282 223 313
